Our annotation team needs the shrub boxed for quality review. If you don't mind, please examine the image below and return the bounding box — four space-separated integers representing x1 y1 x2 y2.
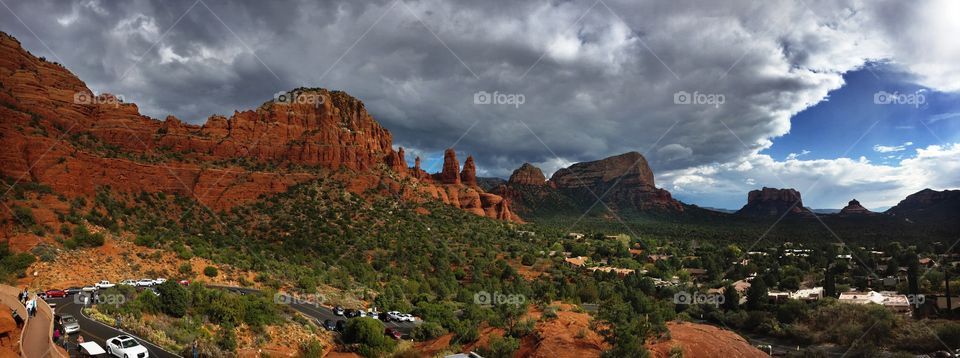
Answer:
479 336 519 358
410 322 446 341
298 339 324 357
204 266 218 277
217 324 237 352
11 205 37 228
179 263 193 275
343 318 395 357
156 280 189 317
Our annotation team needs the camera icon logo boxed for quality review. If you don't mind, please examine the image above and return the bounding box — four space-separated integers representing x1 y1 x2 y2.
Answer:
474 290 491 305
673 91 691 105
274 91 293 103
873 91 893 105
73 91 92 105
474 91 492 105
673 291 691 305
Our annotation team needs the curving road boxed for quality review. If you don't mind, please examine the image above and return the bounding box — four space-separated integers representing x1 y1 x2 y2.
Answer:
44 286 421 358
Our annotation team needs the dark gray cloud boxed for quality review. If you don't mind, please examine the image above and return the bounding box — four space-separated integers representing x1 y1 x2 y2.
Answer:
2 0 957 190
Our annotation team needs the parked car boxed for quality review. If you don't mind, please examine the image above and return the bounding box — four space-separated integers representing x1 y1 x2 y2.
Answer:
385 327 402 340
333 306 344 316
95 280 116 289
344 309 359 318
397 313 416 322
378 312 390 321
177 279 190 286
64 287 83 295
367 308 380 319
153 278 167 285
45 289 67 298
119 279 136 286
321 319 336 331
386 311 403 322
136 279 154 287
106 335 149 358
335 320 346 332
81 285 98 292
78 341 107 357
56 313 80 334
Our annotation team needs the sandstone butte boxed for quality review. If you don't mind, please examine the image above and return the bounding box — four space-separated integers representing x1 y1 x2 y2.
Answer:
547 152 684 212
0 32 519 222
736 187 811 217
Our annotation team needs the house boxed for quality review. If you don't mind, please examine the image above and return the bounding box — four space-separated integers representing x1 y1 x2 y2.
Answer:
789 287 823 301
567 233 585 240
628 248 644 257
564 256 588 267
685 268 708 278
587 266 636 277
517 230 536 237
647 254 672 263
838 290 911 315
919 258 936 268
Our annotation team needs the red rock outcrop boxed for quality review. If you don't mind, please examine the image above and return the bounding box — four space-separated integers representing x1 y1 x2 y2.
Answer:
549 152 683 212
839 199 874 215
508 163 547 186
460 156 478 187
736 187 810 217
0 32 518 222
435 148 461 185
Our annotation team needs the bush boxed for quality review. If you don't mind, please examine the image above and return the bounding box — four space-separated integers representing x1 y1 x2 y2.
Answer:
410 322 446 341
71 225 105 248
479 336 519 358
343 318 395 357
203 266 218 277
179 263 193 275
217 324 237 352
11 205 37 228
298 339 324 358
521 254 535 266
156 280 189 317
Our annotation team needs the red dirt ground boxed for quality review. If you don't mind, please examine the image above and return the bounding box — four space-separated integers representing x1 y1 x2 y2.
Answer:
646 321 768 358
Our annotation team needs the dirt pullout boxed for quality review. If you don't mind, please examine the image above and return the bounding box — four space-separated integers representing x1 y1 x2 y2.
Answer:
646 321 768 358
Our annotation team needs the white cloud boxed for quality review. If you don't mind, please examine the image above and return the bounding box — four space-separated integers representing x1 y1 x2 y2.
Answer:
661 143 960 209
873 142 914 153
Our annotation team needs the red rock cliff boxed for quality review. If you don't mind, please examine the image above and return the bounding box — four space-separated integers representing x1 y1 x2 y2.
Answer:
0 32 518 222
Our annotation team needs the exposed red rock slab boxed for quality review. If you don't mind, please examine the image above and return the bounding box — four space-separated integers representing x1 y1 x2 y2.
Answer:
646 322 768 358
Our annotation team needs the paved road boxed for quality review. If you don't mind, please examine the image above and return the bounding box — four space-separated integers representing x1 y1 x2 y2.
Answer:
47 295 181 358
208 286 421 334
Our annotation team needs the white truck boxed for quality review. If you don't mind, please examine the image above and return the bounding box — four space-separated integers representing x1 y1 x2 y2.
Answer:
95 280 116 289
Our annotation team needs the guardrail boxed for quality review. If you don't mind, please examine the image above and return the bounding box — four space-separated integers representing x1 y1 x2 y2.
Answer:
0 284 27 356
1 284 68 358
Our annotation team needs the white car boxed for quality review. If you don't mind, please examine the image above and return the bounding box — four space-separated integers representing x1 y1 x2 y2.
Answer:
106 335 149 358
119 279 137 286
398 313 416 322
153 278 167 285
81 286 98 292
136 279 154 287
387 311 403 321
96 280 116 289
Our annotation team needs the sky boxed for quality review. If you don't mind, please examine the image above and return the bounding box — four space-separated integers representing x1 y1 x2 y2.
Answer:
2 0 959 210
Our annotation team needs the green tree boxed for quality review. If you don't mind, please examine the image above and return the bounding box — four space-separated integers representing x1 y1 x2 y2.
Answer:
343 317 395 357
722 285 739 311
746 278 768 311
156 280 189 317
203 266 218 277
480 336 520 358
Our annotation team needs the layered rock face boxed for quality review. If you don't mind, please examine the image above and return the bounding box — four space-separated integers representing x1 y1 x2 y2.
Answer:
508 163 547 186
737 187 810 217
886 189 960 222
0 32 517 221
435 149 461 185
839 199 874 215
460 156 478 187
549 152 683 212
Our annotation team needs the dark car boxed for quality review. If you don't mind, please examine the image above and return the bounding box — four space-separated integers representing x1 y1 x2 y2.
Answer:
385 327 402 340
321 319 336 331
64 287 83 295
378 312 391 322
344 309 359 318
335 320 346 332
45 289 67 298
333 306 344 316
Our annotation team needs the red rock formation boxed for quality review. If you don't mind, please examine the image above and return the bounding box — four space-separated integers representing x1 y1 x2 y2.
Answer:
508 163 546 186
0 32 519 222
461 156 478 187
737 187 810 217
549 152 683 212
839 199 873 215
435 148 461 185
